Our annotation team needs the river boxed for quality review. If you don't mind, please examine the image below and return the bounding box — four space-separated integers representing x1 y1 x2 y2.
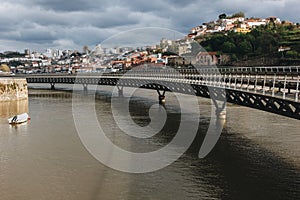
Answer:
0 84 299 200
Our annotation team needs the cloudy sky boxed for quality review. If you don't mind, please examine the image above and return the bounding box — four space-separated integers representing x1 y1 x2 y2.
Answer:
0 0 299 53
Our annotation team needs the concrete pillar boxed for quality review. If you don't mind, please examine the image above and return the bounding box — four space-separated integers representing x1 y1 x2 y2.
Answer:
212 99 227 119
157 90 166 104
158 95 166 104
83 84 88 95
117 86 124 97
50 83 55 90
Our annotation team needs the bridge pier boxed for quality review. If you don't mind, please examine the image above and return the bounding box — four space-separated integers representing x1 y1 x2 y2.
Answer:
83 84 88 94
50 83 55 90
157 90 166 104
117 86 124 97
212 99 227 119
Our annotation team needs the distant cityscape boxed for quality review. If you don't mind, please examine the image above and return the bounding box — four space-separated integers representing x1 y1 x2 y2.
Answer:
0 37 205 75
1 12 299 75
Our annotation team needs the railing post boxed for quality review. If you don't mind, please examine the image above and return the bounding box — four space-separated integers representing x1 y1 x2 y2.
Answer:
263 74 266 95
283 75 287 99
272 74 276 97
240 74 244 89
296 76 299 102
228 74 231 88
254 75 258 93
234 73 237 90
214 74 217 86
247 74 250 92
222 74 226 87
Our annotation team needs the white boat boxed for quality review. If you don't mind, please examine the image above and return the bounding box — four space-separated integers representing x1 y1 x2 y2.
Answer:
8 113 30 124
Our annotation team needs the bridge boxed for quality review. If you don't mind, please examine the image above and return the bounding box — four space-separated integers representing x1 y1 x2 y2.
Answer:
24 66 300 120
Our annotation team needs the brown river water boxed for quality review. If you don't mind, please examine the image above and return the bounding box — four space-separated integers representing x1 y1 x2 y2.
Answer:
0 84 299 200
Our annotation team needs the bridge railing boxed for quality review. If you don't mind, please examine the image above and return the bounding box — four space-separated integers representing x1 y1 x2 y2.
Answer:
100 70 299 102
26 67 300 103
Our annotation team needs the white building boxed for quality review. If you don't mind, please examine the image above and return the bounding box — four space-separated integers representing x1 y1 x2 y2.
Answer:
246 19 267 27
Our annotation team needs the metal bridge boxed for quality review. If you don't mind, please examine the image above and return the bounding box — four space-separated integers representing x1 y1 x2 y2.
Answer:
25 66 300 120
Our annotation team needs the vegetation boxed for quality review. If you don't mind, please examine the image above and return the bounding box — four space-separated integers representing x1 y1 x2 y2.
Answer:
0 51 25 58
0 64 10 72
199 23 300 65
229 11 245 18
218 12 245 20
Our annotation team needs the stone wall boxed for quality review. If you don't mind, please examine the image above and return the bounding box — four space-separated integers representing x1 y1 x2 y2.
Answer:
0 78 28 101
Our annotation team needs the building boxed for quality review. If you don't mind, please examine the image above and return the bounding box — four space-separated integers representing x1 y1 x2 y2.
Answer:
234 24 251 33
196 52 220 66
246 18 267 27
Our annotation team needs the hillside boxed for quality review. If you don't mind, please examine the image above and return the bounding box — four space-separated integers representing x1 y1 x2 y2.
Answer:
194 15 300 66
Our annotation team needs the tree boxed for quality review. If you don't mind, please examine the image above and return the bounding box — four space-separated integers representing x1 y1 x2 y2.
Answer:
286 50 299 58
222 41 236 53
0 64 10 72
219 13 227 19
231 11 245 18
231 54 238 62
239 40 253 54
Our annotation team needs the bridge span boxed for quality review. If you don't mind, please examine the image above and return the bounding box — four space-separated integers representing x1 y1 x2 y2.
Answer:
24 67 300 119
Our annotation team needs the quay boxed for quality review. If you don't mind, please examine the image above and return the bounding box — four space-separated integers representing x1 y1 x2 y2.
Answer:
0 77 28 102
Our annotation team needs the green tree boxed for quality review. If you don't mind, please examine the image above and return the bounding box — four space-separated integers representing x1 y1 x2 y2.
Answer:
239 40 253 54
222 41 236 53
219 13 227 19
231 11 245 18
286 50 299 58
231 54 238 62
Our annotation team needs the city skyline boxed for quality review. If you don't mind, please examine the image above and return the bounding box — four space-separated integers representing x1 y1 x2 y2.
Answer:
0 0 299 52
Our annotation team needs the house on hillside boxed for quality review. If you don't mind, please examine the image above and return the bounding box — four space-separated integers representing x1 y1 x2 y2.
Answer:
266 16 281 24
246 18 266 27
196 52 220 66
234 23 251 33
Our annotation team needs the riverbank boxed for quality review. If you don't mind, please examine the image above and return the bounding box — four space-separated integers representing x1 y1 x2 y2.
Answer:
0 77 28 101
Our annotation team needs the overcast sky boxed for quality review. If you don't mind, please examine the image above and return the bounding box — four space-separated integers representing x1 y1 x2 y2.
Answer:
0 0 299 53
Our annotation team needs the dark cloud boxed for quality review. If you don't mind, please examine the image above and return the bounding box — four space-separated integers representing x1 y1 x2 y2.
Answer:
0 0 298 52
34 0 96 12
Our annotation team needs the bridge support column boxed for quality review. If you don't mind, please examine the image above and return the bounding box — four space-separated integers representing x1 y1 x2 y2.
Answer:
83 84 88 94
50 83 55 90
117 86 124 97
157 90 166 104
212 99 227 119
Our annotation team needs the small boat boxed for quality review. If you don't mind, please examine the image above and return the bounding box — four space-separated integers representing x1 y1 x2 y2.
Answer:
8 113 30 124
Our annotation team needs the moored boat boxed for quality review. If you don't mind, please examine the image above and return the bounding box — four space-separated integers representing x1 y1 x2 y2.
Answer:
8 113 30 124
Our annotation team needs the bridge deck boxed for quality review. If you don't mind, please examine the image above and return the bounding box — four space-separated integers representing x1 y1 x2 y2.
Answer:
24 68 300 119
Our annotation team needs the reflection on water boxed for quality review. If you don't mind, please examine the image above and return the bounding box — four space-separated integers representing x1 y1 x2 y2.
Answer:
0 99 28 118
0 88 299 200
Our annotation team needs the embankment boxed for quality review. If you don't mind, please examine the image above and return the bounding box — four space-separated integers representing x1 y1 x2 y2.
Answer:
0 78 28 101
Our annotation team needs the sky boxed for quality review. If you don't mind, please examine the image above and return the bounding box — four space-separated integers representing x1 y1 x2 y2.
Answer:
0 0 299 53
